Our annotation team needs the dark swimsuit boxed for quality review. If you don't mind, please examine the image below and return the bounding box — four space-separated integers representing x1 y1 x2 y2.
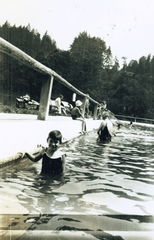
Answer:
72 115 77 120
41 153 63 175
71 107 80 120
99 126 111 142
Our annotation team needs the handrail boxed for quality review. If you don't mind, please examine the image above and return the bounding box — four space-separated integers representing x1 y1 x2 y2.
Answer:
0 37 98 105
115 114 154 124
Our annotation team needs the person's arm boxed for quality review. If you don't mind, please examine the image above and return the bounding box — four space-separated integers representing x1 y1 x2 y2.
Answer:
97 122 105 134
25 148 45 162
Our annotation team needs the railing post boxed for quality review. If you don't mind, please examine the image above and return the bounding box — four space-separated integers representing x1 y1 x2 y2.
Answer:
0 38 100 119
82 95 87 117
93 104 98 120
37 75 54 120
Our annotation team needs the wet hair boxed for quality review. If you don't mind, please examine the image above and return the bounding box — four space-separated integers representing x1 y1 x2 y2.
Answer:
47 130 62 144
102 112 109 120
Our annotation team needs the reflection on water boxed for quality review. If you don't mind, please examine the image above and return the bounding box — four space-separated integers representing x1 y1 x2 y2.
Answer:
0 124 154 236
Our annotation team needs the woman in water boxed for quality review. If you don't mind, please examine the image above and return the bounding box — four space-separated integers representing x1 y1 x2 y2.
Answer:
97 113 114 142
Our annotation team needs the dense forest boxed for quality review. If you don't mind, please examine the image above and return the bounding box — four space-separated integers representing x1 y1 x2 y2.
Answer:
0 21 154 119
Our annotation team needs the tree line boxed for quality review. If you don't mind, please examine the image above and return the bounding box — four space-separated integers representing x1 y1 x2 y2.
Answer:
0 21 154 119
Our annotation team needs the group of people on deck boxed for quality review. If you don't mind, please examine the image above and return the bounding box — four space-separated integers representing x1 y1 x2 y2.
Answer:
22 96 115 176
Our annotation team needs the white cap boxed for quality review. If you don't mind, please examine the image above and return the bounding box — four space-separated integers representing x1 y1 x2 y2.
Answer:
75 100 82 107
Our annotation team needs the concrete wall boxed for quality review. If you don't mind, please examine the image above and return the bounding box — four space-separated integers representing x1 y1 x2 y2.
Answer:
0 114 102 167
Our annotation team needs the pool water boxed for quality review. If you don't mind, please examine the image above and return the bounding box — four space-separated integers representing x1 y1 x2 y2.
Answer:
0 124 154 237
57 125 154 216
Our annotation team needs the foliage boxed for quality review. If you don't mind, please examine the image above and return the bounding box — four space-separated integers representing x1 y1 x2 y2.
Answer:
69 32 112 101
0 22 154 119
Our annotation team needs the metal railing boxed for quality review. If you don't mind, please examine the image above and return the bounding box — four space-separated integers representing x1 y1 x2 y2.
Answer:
0 37 99 120
115 114 154 125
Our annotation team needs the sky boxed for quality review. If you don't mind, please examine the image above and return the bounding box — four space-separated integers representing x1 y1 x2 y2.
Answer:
0 0 154 67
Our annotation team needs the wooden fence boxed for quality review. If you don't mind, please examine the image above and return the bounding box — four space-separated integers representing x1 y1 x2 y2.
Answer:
0 37 99 120
115 114 154 125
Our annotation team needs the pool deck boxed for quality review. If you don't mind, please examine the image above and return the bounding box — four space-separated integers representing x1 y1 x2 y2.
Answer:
0 113 102 167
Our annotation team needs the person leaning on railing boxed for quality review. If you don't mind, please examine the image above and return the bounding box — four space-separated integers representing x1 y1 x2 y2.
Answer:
71 100 86 134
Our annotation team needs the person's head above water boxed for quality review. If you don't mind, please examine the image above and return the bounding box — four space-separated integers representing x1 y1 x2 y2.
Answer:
47 130 62 144
102 112 110 120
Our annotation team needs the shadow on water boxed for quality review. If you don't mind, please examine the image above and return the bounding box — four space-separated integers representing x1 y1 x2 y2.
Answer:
1 124 154 238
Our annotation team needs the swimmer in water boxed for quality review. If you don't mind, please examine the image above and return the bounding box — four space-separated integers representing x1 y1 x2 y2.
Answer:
24 130 66 175
97 113 114 142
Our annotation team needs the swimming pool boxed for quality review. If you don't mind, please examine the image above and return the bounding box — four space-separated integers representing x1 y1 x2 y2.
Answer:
0 124 154 238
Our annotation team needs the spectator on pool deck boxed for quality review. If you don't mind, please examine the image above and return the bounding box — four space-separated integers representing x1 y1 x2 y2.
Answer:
97 102 106 119
100 101 108 119
24 130 66 175
97 112 114 142
102 100 107 109
71 100 86 133
55 95 67 115
23 93 31 102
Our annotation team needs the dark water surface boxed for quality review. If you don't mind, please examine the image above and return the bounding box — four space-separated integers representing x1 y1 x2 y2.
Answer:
1 124 154 238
